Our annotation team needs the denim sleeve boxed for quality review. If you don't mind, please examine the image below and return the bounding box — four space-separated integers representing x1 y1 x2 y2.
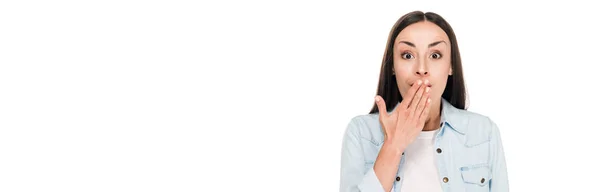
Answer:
489 119 510 192
340 118 385 192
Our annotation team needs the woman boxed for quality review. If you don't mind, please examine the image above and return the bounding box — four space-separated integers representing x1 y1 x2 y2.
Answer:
339 11 509 192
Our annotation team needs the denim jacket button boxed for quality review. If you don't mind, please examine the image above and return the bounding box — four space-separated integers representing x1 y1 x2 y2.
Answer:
396 176 401 181
443 177 449 183
436 148 442 154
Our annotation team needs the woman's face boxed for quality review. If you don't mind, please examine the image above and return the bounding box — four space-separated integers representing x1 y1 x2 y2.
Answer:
393 21 452 104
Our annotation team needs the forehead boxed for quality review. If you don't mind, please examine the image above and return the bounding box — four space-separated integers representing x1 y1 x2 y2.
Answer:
395 21 449 44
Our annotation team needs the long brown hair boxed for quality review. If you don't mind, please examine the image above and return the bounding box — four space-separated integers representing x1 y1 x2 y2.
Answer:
369 11 466 114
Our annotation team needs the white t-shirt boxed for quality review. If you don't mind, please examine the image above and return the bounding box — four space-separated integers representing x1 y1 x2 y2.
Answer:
398 129 443 192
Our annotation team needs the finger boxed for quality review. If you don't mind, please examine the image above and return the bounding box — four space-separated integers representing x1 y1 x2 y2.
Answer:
418 97 432 125
414 89 430 119
375 95 388 116
400 80 423 109
408 82 428 115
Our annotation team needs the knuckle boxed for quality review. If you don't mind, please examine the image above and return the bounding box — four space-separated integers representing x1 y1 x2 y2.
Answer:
402 110 410 117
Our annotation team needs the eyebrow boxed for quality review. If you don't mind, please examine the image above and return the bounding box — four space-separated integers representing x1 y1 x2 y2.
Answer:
398 40 447 48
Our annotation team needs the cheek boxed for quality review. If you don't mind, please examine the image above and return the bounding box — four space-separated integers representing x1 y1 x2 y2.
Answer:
393 73 412 98
432 72 450 95
434 77 448 95
430 62 451 94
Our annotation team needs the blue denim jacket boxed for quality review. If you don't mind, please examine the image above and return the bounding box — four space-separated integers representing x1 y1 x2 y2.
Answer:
340 99 509 192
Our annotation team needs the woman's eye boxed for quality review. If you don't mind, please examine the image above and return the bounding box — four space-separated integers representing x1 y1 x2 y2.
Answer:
430 52 442 59
401 53 413 59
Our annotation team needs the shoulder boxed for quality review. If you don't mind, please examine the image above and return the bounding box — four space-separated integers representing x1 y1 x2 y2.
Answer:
448 108 501 144
344 113 385 145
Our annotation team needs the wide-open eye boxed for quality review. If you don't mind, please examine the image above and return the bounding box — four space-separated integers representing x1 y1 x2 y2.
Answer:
430 52 442 59
401 52 414 60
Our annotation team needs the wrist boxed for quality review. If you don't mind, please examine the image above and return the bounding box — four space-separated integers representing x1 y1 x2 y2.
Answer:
383 137 407 155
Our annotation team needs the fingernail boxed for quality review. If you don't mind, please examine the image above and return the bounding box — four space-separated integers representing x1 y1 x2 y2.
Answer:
417 80 422 85
375 96 380 102
428 98 431 103
424 79 429 84
425 87 430 93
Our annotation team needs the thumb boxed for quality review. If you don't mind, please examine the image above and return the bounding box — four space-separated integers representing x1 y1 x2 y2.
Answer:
375 95 388 116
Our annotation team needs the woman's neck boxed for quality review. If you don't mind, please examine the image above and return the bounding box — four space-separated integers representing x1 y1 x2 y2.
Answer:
422 101 442 131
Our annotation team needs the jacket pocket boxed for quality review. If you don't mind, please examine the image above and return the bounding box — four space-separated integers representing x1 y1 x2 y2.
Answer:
460 164 491 191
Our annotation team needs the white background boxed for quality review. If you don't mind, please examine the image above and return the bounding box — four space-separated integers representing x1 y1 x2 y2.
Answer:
1 0 599 191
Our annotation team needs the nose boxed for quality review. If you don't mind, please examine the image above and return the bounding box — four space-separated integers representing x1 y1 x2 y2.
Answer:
415 60 429 76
